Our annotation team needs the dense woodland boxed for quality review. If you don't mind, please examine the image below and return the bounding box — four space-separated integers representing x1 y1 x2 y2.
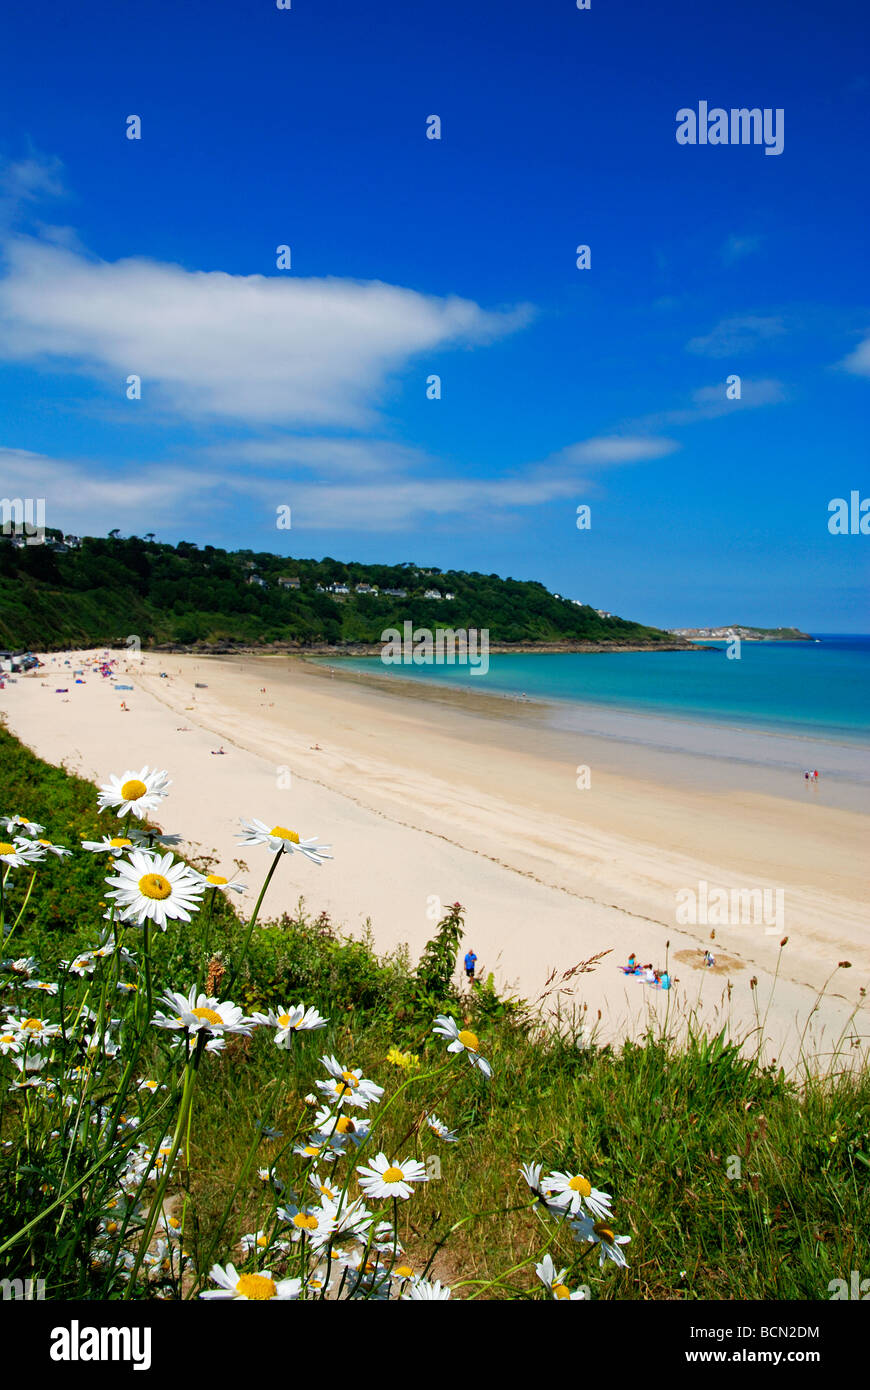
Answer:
0 531 676 650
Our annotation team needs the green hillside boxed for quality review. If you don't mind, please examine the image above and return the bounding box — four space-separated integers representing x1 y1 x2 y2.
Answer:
0 532 677 651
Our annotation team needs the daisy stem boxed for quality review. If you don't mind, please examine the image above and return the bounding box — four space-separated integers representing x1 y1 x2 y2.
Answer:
199 888 218 989
422 1201 535 1290
125 1049 200 1297
184 1114 268 1298
4 868 38 950
221 852 281 999
142 919 153 1021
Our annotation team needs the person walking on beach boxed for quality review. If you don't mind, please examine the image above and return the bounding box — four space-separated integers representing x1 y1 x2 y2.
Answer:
464 950 477 983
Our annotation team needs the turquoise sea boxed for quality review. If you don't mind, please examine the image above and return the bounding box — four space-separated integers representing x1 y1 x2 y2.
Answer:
333 635 870 746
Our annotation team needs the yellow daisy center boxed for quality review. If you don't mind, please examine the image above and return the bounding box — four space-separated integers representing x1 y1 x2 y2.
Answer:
318 1184 335 1198
553 1282 571 1299
341 1070 359 1087
121 779 148 801
169 1217 181 1228
235 1273 277 1300
278 1013 292 1027
110 837 131 848
383 1165 405 1183
457 1029 479 1051
593 1221 615 1243
568 1175 592 1196
37 840 51 846
336 1116 355 1134
270 826 299 842
293 1213 318 1230
1 1034 15 1044
106 1220 119 1235
395 1265 414 1279
190 1006 223 1025
256 1235 268 1247
138 872 172 900
23 1018 43 1031
0 843 15 855
207 874 228 885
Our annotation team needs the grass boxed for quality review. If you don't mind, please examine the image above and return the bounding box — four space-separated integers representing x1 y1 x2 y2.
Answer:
0 718 867 1300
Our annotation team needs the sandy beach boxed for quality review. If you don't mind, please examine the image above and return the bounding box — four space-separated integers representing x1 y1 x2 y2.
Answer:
2 647 868 1071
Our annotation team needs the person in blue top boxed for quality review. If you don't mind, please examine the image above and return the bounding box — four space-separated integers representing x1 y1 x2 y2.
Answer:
659 970 671 990
464 950 477 982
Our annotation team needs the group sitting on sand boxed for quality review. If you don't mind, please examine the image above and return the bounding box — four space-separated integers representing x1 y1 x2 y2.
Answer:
621 952 671 990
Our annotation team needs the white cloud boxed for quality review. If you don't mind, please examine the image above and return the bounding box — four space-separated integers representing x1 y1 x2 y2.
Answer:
686 314 786 357
0 428 680 538
207 436 430 476
0 237 531 428
541 436 679 467
634 378 786 430
0 447 212 534
721 234 761 264
839 334 870 377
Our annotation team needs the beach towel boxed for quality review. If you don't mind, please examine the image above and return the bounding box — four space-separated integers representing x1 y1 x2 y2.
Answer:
114 684 134 690
55 688 68 693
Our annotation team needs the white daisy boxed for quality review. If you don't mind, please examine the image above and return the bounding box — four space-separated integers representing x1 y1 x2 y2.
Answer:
62 953 96 976
317 1054 384 1108
0 839 43 868
356 1153 429 1201
536 1253 587 1300
239 1229 289 1258
81 835 138 857
196 872 247 894
257 1167 285 1194
6 1014 61 1046
97 767 171 819
200 1262 301 1301
312 1106 371 1146
544 1170 613 1221
249 1002 328 1046
425 1113 459 1142
1 958 38 979
104 850 206 929
0 1029 21 1055
33 838 72 858
1 816 45 836
276 1202 332 1245
571 1214 631 1268
237 818 332 864
151 986 250 1039
432 1015 492 1076
307 1171 340 1203
23 980 59 995
403 1277 452 1300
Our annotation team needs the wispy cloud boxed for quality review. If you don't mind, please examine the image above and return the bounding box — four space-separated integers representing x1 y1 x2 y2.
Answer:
1 429 680 537
0 236 532 429
838 333 870 378
686 314 786 357
721 234 761 264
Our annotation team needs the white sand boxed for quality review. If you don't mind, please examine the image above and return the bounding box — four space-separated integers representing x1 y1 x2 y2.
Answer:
2 647 867 1072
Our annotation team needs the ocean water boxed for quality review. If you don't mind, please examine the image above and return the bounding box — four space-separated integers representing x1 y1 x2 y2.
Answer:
333 635 870 746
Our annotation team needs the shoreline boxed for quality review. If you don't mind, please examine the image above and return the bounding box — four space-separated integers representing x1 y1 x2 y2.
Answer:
2 646 867 1073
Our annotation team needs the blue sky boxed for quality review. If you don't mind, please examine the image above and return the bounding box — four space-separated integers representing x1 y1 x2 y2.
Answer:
0 0 868 629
